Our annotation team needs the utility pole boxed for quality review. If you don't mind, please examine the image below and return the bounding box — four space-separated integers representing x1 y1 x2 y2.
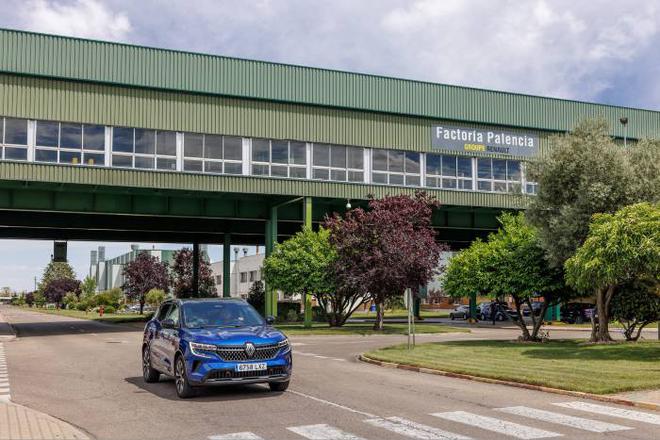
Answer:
619 116 628 147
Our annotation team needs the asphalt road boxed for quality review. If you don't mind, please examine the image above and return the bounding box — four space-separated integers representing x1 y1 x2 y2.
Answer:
1 305 658 440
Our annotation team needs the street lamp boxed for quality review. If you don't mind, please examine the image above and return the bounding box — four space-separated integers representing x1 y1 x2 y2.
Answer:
345 199 352 210
619 116 628 147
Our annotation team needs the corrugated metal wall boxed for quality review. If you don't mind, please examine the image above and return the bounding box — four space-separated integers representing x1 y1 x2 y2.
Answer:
0 74 554 158
0 162 527 209
1 29 658 139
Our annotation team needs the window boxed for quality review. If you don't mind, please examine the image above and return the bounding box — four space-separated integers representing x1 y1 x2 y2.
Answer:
311 144 364 182
112 127 177 170
371 149 420 186
476 158 522 193
183 133 243 175
249 271 256 282
240 272 248 283
34 120 105 166
215 275 222 285
251 138 306 178
164 303 180 326
1 117 28 161
426 154 473 190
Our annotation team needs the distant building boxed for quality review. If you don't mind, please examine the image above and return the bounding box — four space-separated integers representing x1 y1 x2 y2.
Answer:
211 248 265 299
89 244 207 291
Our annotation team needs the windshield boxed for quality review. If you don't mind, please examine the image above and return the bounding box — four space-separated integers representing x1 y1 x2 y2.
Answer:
182 301 265 328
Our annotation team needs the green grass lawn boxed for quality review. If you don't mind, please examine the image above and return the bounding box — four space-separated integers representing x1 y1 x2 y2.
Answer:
365 340 660 394
277 322 467 336
352 309 450 319
22 307 153 323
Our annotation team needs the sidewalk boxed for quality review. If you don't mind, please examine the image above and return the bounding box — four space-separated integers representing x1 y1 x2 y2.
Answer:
0 402 89 440
0 307 90 439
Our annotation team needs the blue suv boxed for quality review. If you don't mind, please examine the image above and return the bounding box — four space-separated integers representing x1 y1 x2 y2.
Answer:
142 298 292 398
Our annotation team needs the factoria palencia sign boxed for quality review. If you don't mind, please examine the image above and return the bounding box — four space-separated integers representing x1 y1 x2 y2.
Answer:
432 124 539 157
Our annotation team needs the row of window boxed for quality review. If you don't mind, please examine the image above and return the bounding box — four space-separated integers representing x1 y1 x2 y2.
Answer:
0 117 538 194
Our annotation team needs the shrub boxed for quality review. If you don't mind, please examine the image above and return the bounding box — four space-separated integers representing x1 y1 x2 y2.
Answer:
90 288 123 308
146 289 166 307
103 306 116 314
277 302 301 318
75 302 88 312
285 309 299 322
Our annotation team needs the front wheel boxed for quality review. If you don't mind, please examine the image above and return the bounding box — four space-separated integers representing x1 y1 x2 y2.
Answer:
142 345 160 383
450 314 455 320
269 381 290 392
174 356 196 398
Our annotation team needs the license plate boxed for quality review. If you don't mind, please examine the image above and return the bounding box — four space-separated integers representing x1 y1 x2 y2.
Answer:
236 363 267 372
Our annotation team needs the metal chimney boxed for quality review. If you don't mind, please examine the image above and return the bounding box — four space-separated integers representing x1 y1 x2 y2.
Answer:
131 244 139 252
242 248 248 257
90 250 98 265
97 246 106 262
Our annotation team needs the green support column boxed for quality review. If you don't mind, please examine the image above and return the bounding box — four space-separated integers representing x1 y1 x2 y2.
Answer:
222 234 231 298
469 293 477 323
303 197 313 328
268 206 278 318
264 219 273 317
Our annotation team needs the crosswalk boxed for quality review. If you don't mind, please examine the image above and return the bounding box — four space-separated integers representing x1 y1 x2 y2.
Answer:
0 343 9 402
207 401 660 439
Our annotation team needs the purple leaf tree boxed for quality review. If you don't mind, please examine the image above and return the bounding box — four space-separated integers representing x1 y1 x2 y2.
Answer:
325 192 446 330
122 252 170 314
43 278 81 308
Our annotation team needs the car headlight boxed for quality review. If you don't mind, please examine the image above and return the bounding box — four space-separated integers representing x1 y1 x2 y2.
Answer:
277 338 290 352
189 342 217 357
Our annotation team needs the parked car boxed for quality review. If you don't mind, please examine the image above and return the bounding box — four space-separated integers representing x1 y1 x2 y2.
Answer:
479 303 519 321
560 303 595 324
522 302 545 317
142 298 292 398
449 305 470 320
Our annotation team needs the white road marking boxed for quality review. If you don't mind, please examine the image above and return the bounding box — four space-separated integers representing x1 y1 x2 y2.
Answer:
365 416 471 440
288 424 366 440
208 433 264 440
431 411 562 439
287 390 377 418
496 406 632 433
313 355 329 359
0 343 9 401
553 401 660 425
291 342 307 346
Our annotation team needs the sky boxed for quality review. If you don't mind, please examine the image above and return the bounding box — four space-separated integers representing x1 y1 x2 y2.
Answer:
0 0 659 290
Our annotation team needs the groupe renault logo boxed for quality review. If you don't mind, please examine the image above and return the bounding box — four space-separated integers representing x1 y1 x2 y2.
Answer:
244 342 256 358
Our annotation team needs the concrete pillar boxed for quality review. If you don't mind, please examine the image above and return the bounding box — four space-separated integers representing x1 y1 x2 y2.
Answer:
192 243 200 296
223 234 231 298
303 197 313 328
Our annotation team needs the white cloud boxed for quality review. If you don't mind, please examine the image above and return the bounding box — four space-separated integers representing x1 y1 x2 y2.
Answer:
19 0 131 40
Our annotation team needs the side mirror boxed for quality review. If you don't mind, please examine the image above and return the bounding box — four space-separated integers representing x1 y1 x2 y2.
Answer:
161 318 176 329
265 316 275 325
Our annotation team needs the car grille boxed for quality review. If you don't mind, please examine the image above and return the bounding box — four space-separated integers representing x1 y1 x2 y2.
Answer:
215 343 282 362
206 367 288 381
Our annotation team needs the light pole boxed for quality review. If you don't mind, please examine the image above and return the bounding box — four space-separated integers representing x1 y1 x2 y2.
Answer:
619 116 628 147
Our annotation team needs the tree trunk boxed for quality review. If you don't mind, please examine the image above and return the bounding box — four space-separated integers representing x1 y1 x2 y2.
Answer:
512 298 531 341
529 300 549 341
592 286 613 343
373 301 384 331
139 299 145 315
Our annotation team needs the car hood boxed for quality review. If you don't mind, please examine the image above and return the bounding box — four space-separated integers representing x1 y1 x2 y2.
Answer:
184 326 285 346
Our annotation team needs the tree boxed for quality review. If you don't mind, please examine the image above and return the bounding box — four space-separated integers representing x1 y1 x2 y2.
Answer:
80 276 97 299
247 281 265 315
145 288 166 307
38 260 76 292
526 119 660 341
566 203 660 342
444 213 572 341
122 252 170 313
25 292 35 307
43 278 81 307
263 227 363 327
171 248 216 298
610 280 660 341
325 192 444 330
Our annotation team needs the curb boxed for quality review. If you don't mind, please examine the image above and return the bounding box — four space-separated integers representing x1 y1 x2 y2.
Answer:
358 354 660 412
0 310 17 342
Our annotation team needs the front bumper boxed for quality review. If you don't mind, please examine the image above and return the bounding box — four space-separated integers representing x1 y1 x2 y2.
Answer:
186 352 292 386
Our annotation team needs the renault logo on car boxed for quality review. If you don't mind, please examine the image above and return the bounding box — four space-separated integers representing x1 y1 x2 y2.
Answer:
244 342 256 358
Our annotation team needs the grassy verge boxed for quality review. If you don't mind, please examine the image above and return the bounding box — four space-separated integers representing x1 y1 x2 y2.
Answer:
277 322 467 336
352 309 450 319
19 307 153 323
365 340 660 394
